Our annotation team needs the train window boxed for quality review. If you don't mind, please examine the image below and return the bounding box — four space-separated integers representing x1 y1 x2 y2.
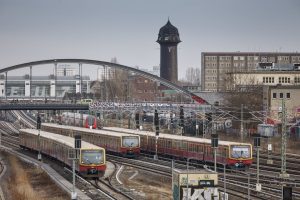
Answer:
181 142 187 150
167 140 172 149
161 139 166 148
173 141 179 149
190 144 195 152
188 144 192 152
206 146 210 155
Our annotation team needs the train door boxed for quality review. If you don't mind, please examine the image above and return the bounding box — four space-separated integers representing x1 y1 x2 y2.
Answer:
204 144 213 163
158 138 166 154
165 139 172 156
180 142 188 158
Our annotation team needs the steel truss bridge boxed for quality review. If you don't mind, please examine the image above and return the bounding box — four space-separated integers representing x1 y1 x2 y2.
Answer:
0 59 208 104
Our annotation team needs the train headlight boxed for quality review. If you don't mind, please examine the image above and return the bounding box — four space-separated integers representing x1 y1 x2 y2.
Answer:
235 163 239 167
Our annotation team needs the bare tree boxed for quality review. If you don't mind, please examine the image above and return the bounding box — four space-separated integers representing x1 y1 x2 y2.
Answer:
223 72 264 126
184 67 201 85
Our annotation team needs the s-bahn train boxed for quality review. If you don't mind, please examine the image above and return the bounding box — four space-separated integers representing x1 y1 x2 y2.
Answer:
19 129 106 177
104 127 253 169
41 123 140 158
59 112 101 129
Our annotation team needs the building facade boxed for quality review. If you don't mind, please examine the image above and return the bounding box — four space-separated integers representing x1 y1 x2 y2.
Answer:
267 85 300 121
226 70 300 90
0 74 90 99
201 52 300 91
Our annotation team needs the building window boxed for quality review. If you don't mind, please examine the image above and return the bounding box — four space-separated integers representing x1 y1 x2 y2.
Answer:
286 93 290 98
273 93 277 98
234 56 238 61
272 77 274 83
280 93 284 98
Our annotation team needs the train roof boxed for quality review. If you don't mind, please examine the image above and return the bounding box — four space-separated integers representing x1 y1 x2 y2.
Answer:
20 129 103 150
42 123 140 138
104 127 251 146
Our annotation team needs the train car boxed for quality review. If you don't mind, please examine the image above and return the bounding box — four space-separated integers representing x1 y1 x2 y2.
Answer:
19 129 106 177
41 123 140 158
60 112 101 129
103 127 253 169
257 124 277 137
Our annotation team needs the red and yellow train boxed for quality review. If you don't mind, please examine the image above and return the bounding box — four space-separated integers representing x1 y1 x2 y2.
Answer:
59 112 101 129
104 127 253 169
19 129 106 177
41 123 140 158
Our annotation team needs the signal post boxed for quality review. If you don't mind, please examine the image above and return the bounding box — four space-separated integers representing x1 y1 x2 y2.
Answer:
154 109 159 160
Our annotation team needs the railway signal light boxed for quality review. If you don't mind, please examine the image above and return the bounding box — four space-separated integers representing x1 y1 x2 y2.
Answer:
135 113 140 129
205 112 212 122
37 115 41 130
143 111 147 122
282 186 292 200
179 106 184 127
74 135 81 159
253 134 261 148
211 133 218 148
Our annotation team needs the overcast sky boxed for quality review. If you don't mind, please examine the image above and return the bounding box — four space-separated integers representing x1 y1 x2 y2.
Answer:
0 0 300 79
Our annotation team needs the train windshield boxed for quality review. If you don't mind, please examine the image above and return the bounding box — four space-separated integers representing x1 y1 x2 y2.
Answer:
81 149 104 165
230 145 251 159
87 116 95 126
122 136 139 147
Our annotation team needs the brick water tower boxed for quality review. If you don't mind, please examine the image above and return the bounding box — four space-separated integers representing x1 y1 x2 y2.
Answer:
157 20 181 83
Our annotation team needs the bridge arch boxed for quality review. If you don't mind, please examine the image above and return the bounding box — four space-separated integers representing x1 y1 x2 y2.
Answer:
0 59 207 104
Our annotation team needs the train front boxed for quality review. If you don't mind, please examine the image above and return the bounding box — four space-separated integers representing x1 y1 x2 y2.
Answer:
120 135 140 157
79 148 106 177
227 144 252 169
85 115 97 129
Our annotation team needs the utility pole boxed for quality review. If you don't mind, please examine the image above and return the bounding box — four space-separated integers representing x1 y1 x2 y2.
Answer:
186 158 190 200
280 99 289 178
254 134 261 192
154 109 159 160
241 104 244 142
37 114 42 161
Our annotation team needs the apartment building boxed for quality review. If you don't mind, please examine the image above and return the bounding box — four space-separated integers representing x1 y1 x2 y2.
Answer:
201 52 300 91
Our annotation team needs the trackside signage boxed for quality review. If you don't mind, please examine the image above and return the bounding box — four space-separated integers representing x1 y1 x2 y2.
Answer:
172 170 219 200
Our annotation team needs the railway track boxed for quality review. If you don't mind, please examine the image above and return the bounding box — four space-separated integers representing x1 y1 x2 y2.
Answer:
0 123 141 199
2 118 300 199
